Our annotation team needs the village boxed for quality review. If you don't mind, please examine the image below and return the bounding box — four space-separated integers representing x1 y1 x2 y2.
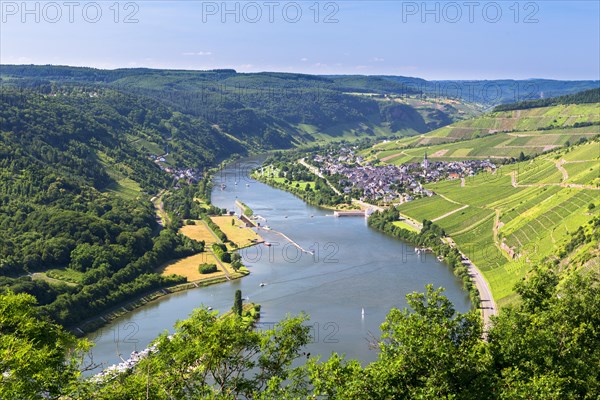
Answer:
309 147 496 204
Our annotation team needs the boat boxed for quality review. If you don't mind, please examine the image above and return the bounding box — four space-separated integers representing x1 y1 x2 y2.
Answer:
207 306 213 311
234 181 238 185
264 242 271 247
246 183 250 187
260 282 266 287
220 183 226 190
361 307 365 317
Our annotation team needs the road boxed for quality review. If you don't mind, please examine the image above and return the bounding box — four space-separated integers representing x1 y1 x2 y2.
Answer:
443 236 497 333
299 157 498 332
151 189 171 228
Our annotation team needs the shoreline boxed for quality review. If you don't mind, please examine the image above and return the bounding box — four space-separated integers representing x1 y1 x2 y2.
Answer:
257 172 497 329
71 269 249 337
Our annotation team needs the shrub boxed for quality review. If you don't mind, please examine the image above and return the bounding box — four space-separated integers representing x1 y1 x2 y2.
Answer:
199 263 218 274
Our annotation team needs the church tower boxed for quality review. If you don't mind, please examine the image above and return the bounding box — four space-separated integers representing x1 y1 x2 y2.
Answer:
422 151 429 170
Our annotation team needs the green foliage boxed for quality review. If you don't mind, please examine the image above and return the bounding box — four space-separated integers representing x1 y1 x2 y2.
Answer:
203 215 229 242
0 291 91 399
233 289 243 316
494 87 600 112
211 243 232 263
369 210 480 303
256 159 347 207
198 263 217 274
3 266 600 399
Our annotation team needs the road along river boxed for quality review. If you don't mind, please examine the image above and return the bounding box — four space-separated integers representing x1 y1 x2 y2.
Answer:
86 157 470 372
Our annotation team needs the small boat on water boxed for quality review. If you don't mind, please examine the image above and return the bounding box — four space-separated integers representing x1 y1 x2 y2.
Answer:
246 183 250 187
207 306 213 311
220 183 226 190
234 181 238 185
260 282 266 287
361 307 365 317
264 242 271 247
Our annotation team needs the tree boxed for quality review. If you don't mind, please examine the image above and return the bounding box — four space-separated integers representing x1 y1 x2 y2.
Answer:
89 309 311 399
0 291 91 399
518 151 526 161
233 289 243 316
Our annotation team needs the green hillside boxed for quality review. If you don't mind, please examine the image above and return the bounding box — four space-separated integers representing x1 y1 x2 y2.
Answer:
366 103 600 164
394 140 599 306
0 87 217 326
0 65 483 145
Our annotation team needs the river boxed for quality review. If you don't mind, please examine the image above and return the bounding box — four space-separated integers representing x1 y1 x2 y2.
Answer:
86 156 470 372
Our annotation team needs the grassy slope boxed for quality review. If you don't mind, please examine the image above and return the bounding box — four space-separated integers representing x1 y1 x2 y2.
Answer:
365 104 600 163
395 140 599 307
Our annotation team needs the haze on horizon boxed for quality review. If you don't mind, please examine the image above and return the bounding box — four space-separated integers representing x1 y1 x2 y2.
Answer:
1 1 599 81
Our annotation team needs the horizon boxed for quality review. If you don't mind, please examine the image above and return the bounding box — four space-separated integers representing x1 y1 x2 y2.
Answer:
2 63 599 83
1 1 599 80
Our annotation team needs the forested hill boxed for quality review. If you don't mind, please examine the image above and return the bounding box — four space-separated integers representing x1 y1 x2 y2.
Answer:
3 65 598 145
493 87 600 112
0 87 222 325
0 65 480 141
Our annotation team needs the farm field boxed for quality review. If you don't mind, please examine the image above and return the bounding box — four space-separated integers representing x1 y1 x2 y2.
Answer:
365 103 599 164
395 140 599 306
157 252 228 282
210 216 263 249
180 222 218 244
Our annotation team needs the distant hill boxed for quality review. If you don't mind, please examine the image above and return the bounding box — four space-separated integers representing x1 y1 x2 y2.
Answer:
0 65 478 144
494 87 600 112
366 88 600 164
2 65 598 147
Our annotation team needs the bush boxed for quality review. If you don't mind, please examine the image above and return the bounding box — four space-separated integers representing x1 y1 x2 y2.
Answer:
199 263 218 274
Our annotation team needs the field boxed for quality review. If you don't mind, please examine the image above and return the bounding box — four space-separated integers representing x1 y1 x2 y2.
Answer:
210 216 263 249
180 222 219 244
395 140 599 306
365 103 599 164
97 151 143 200
157 252 230 282
392 220 420 233
159 216 261 281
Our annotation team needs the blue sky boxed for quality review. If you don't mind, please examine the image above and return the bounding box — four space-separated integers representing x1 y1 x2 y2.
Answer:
1 1 599 79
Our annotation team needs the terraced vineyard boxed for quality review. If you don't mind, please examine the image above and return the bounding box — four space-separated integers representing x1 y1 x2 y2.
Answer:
395 140 599 306
365 103 599 164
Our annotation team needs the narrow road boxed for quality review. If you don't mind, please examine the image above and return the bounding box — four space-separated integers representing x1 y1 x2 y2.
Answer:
151 189 171 228
199 219 232 280
443 237 497 333
436 192 462 205
555 159 569 181
298 158 342 195
512 169 597 190
298 157 498 330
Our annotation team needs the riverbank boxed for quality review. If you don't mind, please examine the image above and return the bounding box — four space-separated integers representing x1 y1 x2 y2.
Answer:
257 172 496 330
72 270 249 336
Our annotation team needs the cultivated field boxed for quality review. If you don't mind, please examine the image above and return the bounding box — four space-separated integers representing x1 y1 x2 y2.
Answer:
180 222 218 244
365 104 599 164
157 252 227 282
210 216 263 249
396 140 599 306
